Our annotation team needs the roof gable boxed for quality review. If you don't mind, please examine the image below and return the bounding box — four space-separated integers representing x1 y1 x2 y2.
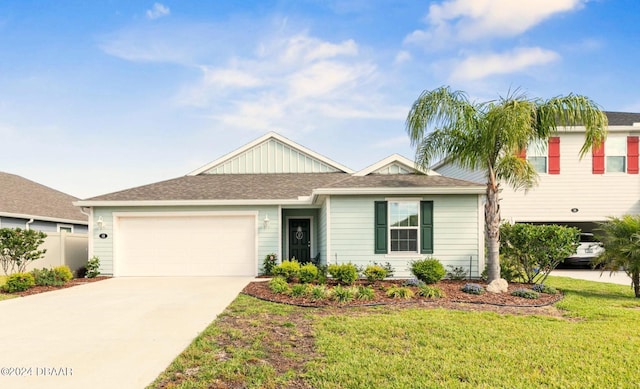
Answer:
354 154 437 176
189 132 353 175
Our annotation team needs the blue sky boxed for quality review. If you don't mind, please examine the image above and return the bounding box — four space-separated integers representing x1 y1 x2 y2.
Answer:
1 0 638 198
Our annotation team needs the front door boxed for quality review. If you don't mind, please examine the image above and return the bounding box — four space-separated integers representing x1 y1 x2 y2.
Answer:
289 218 311 263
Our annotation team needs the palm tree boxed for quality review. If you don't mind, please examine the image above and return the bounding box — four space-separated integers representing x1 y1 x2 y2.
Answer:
594 215 640 298
406 87 607 283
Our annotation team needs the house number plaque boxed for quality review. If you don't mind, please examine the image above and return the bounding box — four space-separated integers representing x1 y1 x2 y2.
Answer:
99 233 108 239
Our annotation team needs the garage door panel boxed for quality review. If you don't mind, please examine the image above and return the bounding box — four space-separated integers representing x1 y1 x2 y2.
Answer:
116 215 256 276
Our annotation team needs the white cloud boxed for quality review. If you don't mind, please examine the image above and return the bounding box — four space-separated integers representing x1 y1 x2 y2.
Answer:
394 50 412 65
146 3 170 20
449 47 560 81
405 0 585 47
201 67 263 88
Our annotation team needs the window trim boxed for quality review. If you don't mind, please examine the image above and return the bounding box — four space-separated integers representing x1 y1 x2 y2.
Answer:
388 200 420 254
374 199 433 255
605 136 627 173
57 224 74 233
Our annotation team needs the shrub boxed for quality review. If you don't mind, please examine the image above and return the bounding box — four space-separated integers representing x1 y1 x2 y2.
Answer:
298 263 319 284
272 260 301 282
481 256 521 282
290 284 310 297
410 258 446 284
532 284 557 295
53 266 73 282
386 286 414 299
461 283 484 295
75 266 87 279
316 265 328 285
402 278 425 287
363 265 388 283
327 263 358 285
446 265 467 281
417 285 445 298
0 228 47 275
268 277 291 294
31 268 65 286
2 272 35 293
262 253 278 276
355 285 375 300
85 256 101 278
331 285 355 303
310 285 328 300
372 261 395 278
511 288 540 299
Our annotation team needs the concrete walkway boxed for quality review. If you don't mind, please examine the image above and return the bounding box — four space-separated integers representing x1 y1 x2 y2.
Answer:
0 277 253 389
552 269 632 286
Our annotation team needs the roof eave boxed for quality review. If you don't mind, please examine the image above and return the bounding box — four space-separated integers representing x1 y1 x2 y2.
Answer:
0 212 88 225
310 186 485 202
73 198 314 207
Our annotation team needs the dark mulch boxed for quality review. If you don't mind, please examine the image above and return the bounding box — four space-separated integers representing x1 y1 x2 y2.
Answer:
243 279 565 317
1 276 111 297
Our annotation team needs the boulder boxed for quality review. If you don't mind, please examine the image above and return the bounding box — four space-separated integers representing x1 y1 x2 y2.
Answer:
486 278 508 294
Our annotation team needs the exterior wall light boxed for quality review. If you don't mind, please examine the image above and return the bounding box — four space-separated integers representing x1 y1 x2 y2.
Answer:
96 216 105 230
263 214 270 229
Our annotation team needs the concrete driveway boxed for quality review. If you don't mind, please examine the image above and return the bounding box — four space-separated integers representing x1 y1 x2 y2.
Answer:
0 277 253 389
552 269 632 285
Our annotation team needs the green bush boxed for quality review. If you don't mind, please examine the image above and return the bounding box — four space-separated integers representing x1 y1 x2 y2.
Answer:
461 283 484 295
53 266 73 282
272 260 301 282
355 285 375 300
363 265 388 283
410 258 446 284
327 263 359 285
262 253 278 276
316 265 328 285
310 285 328 300
511 288 540 299
290 284 310 297
386 286 414 299
372 261 395 278
532 283 557 295
31 268 65 286
481 256 521 282
417 285 445 298
331 285 355 303
85 256 101 278
268 277 291 294
446 265 467 281
298 263 319 284
2 272 35 293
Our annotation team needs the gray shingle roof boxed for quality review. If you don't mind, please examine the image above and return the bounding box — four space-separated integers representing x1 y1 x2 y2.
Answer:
0 172 87 223
605 111 640 126
322 174 484 188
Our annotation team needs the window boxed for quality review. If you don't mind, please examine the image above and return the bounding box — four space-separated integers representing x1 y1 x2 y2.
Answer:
374 200 433 254
389 201 419 252
527 141 548 173
605 137 626 172
57 224 73 233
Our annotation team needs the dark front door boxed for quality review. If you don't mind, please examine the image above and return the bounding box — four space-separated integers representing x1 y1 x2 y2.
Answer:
289 219 311 263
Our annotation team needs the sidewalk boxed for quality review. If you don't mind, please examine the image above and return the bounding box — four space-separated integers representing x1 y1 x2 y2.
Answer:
551 269 631 285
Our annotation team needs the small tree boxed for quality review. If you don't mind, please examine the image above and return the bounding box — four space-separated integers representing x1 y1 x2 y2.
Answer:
500 223 579 284
0 228 47 275
593 215 640 298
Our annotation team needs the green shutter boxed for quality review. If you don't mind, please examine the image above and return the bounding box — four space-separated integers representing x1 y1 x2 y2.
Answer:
374 201 388 254
420 201 433 254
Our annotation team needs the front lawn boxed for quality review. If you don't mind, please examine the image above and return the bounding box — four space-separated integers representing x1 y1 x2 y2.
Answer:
149 277 640 388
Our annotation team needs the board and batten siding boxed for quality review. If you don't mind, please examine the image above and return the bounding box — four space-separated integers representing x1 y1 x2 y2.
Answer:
327 195 482 278
91 205 279 275
499 131 640 223
204 138 342 174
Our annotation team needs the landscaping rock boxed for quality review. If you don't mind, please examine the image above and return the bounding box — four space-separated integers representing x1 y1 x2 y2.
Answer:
486 278 508 293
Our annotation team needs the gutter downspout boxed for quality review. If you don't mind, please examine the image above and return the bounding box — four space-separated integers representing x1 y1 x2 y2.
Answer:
25 218 34 230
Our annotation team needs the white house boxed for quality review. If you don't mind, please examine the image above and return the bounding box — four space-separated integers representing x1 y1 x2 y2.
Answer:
433 111 640 233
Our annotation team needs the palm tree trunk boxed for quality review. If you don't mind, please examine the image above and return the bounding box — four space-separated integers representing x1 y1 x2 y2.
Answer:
633 271 640 298
485 183 501 283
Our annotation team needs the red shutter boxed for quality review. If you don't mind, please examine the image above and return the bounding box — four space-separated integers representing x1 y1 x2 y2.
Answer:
548 137 560 174
628 136 639 174
592 142 605 174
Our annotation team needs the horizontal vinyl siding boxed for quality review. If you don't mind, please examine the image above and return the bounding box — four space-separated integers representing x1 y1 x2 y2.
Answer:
501 132 640 223
435 163 485 184
92 205 279 276
328 195 481 277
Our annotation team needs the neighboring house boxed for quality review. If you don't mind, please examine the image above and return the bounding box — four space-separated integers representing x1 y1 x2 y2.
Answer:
0 172 88 233
433 111 640 233
75 132 485 277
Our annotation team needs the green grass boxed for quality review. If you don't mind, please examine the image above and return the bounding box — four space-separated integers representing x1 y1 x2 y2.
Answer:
149 277 640 388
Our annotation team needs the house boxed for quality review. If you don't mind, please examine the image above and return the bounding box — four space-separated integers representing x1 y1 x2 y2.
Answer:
75 132 485 277
433 111 640 233
0 171 88 233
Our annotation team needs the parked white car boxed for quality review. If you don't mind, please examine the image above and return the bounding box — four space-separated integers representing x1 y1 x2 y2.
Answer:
565 233 604 266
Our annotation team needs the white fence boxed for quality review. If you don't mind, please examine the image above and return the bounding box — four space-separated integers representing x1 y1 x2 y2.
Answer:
23 232 88 274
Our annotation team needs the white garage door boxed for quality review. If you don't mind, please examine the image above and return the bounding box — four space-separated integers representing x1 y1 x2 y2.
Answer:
115 214 256 276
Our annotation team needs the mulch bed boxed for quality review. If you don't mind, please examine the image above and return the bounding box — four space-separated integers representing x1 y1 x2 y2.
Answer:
1 276 111 297
243 279 565 316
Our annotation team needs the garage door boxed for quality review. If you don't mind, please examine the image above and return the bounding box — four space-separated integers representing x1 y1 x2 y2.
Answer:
115 214 256 276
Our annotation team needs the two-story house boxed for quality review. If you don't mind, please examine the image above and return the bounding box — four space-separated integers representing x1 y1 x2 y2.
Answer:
433 111 640 234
